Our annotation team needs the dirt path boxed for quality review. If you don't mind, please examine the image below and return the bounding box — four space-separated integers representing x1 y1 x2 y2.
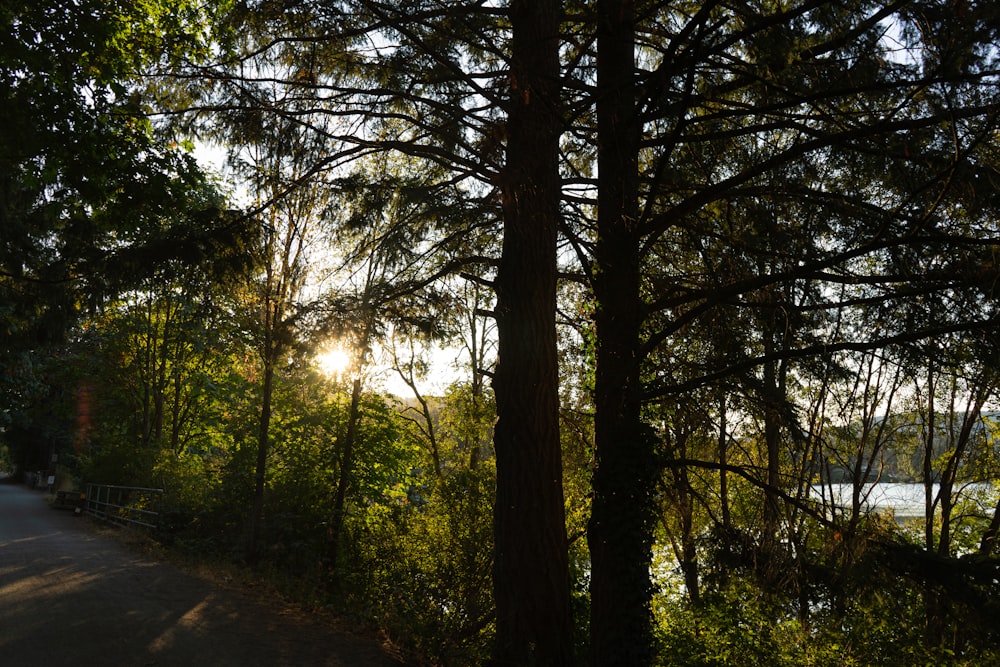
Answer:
0 479 405 666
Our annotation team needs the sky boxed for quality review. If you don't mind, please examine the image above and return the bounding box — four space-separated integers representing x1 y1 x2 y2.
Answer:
191 141 465 398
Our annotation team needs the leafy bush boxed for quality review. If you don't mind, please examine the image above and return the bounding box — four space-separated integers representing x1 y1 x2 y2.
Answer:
343 464 496 666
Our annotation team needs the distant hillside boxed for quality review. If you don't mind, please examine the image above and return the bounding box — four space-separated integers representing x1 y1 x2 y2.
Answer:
820 411 1000 484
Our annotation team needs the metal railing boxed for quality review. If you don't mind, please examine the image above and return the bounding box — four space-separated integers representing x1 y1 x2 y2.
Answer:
83 483 164 530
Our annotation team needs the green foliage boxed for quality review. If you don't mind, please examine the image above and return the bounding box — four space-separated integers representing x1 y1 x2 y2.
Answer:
343 464 496 666
262 369 421 570
656 586 807 667
308 377 503 664
436 381 495 470
0 0 249 485
7 1 1000 664
654 516 1000 667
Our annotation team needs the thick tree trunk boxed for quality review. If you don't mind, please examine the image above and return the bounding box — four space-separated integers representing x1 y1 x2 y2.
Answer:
589 295 654 667
491 1 573 664
588 1 657 664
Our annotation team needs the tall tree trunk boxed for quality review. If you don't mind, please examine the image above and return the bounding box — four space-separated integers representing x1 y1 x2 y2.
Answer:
589 1 657 664
761 337 783 543
719 390 731 530
923 362 937 552
938 389 989 558
674 429 700 606
247 346 275 564
491 1 573 664
327 375 362 581
921 362 942 646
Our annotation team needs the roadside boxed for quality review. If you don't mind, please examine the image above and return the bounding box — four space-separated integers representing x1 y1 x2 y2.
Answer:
0 480 407 666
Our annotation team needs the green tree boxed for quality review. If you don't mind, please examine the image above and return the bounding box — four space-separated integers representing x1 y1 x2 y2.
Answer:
0 0 233 348
1 0 252 474
228 120 331 562
179 3 575 658
491 2 574 662
137 1 1000 662
566 2 1000 660
312 148 476 581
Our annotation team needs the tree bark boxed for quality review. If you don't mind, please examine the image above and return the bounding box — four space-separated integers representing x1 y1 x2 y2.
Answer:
978 494 1000 555
762 348 783 542
247 345 274 564
327 375 362 580
491 1 573 664
719 391 731 529
921 362 942 647
588 1 657 664
674 428 700 605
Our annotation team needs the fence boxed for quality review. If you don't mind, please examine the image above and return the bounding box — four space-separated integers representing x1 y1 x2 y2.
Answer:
83 483 164 529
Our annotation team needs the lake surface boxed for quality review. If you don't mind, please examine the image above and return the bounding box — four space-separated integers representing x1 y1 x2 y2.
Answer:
811 482 995 521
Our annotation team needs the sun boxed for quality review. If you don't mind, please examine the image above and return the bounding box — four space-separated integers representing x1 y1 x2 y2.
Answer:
315 346 351 377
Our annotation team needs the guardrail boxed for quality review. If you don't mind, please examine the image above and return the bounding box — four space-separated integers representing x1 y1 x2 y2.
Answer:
84 483 164 529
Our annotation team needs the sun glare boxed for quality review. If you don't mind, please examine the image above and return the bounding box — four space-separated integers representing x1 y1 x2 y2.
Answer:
316 347 351 377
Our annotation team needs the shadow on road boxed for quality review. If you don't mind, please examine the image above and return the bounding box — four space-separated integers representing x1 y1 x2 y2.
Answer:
0 482 404 666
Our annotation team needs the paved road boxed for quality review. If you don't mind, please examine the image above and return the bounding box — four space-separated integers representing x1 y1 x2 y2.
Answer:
0 479 404 666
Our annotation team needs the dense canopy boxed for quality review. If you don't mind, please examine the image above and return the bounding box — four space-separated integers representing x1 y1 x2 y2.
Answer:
2 1 1000 664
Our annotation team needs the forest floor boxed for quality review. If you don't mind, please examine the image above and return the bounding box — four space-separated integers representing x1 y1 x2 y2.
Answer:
0 477 407 666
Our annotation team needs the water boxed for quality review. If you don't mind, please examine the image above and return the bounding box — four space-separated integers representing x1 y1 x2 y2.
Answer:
811 482 996 521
